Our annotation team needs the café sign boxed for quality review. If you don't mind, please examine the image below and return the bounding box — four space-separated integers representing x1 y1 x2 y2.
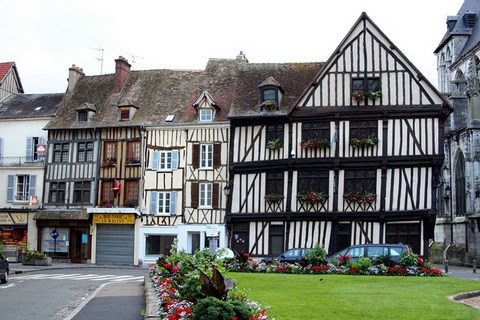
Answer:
93 214 135 225
0 213 28 225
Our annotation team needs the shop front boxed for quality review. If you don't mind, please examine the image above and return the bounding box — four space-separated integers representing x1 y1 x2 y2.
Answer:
0 209 33 262
88 208 140 266
33 210 91 263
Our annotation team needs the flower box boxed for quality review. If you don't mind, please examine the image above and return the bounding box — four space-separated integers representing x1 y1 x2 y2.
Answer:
343 191 376 204
260 101 277 111
100 157 117 168
300 138 330 149
266 138 282 150
297 191 328 204
22 258 35 265
350 136 379 147
35 257 52 266
264 194 284 204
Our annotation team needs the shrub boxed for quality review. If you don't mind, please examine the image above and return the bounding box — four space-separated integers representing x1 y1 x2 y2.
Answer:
190 297 254 320
304 244 327 266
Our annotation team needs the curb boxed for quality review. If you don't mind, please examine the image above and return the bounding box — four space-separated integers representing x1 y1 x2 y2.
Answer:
144 275 158 319
448 291 480 311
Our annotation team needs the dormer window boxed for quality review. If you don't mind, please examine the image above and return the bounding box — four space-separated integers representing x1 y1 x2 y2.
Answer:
77 110 88 123
117 98 138 122
193 90 219 123
119 107 130 121
75 102 96 123
199 109 213 122
258 77 284 112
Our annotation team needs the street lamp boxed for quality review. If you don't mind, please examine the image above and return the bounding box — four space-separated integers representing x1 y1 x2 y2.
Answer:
223 184 231 196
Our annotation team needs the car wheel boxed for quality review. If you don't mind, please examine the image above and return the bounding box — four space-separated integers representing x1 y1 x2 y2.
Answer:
0 270 7 284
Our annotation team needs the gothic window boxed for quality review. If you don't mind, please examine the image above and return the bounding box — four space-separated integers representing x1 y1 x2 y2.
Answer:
455 153 466 217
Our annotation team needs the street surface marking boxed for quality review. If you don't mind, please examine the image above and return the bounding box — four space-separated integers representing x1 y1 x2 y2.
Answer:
10 273 143 282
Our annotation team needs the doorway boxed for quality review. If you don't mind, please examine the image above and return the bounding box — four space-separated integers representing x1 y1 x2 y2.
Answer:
70 227 90 263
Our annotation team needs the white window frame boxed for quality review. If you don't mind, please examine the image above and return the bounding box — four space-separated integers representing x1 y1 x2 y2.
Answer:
199 108 213 122
151 150 179 171
158 192 171 214
200 144 213 169
199 183 212 208
7 174 36 203
150 191 177 215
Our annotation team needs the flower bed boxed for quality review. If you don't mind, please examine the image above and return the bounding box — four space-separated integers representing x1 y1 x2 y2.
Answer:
223 247 443 277
148 246 274 319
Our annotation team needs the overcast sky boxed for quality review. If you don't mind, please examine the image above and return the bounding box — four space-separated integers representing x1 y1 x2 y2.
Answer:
0 0 462 94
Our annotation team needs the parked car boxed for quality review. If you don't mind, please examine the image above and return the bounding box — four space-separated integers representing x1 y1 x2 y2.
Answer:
0 253 9 283
328 243 411 264
262 248 312 264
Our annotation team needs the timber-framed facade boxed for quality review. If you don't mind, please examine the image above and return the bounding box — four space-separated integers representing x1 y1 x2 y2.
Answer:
227 13 451 258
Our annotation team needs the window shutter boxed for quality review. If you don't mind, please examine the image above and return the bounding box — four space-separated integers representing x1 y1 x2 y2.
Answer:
0 137 3 158
192 144 200 169
170 191 177 215
152 151 160 170
26 137 33 162
212 183 220 209
29 175 37 197
150 192 158 215
191 182 199 208
213 143 221 168
7 175 14 202
39 137 46 145
171 150 179 170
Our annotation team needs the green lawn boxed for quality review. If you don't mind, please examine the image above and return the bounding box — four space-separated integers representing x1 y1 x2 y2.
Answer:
229 272 480 320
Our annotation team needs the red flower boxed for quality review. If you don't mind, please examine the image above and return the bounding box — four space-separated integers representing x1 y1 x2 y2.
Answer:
418 257 423 265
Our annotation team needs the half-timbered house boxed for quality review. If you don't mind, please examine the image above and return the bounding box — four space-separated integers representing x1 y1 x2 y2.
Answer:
227 13 451 258
434 0 480 265
141 57 243 264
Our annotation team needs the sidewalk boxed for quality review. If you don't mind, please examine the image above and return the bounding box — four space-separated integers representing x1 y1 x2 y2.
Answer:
9 262 150 320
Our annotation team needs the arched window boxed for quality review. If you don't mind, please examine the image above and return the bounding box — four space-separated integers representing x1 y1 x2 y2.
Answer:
454 153 466 217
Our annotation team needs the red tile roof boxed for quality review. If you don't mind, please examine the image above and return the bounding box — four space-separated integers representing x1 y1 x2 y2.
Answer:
0 62 15 81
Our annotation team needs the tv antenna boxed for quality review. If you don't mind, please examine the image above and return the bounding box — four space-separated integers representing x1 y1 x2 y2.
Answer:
88 47 104 74
121 50 143 67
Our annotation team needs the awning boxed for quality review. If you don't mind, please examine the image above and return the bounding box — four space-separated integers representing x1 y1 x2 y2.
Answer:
33 210 90 220
86 207 141 216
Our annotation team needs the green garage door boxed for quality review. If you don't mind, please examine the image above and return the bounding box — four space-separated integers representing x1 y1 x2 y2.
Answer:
96 224 134 265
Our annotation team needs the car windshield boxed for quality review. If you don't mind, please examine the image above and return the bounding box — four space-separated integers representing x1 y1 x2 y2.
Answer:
346 247 364 257
283 249 302 257
389 247 404 257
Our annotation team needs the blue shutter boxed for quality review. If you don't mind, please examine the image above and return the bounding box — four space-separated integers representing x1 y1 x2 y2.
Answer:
171 150 179 170
7 175 14 202
152 151 160 170
150 192 158 215
29 175 37 197
26 137 33 162
170 192 177 215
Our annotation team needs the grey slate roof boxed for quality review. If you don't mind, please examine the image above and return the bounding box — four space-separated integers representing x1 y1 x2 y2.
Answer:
434 0 480 63
229 62 323 118
0 93 63 119
45 58 244 130
44 56 324 129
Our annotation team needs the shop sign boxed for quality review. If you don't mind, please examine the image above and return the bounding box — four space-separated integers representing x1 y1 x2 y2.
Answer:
0 213 28 225
206 224 220 237
93 214 135 225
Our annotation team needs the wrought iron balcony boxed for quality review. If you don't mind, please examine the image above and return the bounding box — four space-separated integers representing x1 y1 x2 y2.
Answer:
0 156 45 167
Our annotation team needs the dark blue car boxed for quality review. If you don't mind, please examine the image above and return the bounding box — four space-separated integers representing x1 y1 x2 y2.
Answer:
262 248 312 264
0 253 9 283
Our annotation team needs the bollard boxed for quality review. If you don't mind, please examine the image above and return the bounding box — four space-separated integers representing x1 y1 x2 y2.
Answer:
445 260 449 274
474 260 477 274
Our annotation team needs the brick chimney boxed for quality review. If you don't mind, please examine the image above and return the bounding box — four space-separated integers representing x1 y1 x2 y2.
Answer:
67 64 85 93
114 56 131 93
